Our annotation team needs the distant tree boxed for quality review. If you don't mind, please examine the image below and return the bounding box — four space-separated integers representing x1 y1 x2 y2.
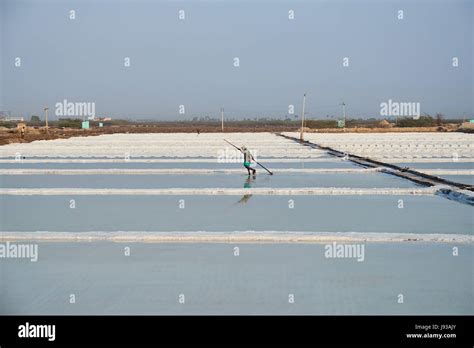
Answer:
305 120 338 129
30 115 41 124
57 118 82 128
435 113 444 126
398 115 435 127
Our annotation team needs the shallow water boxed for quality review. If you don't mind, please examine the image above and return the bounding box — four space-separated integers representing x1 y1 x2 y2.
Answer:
437 175 473 185
1 195 470 234
394 162 474 170
0 171 417 189
1 242 471 315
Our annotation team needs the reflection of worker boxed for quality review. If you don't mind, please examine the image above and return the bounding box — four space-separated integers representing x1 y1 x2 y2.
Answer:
241 145 256 176
243 174 255 188
238 175 254 204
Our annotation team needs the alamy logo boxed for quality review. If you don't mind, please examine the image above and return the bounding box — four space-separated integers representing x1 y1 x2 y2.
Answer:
217 147 258 163
380 99 420 119
0 242 38 262
18 322 56 341
324 242 365 262
55 99 96 119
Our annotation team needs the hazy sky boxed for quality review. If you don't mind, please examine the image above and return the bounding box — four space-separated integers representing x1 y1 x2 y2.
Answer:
1 0 472 120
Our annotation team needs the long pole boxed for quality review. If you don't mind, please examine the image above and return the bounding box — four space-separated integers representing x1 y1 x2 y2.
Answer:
223 139 273 175
44 107 49 133
300 93 306 141
221 108 224 132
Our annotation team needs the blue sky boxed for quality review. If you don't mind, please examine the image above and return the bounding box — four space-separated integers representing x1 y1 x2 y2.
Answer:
1 0 472 120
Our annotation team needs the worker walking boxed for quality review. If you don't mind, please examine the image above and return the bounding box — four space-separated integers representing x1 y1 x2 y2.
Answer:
224 139 273 176
241 145 257 176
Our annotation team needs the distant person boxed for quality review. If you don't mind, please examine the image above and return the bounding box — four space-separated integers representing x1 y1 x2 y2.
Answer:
196 128 200 135
241 145 256 176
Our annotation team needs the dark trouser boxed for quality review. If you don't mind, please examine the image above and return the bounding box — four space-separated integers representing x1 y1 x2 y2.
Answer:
244 163 256 175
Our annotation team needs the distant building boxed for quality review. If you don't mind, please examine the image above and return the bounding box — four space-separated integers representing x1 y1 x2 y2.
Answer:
1 116 24 122
84 116 112 122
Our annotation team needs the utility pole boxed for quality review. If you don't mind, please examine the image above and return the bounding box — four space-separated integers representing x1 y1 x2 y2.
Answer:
341 101 346 131
44 107 49 133
300 93 306 142
221 107 224 132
